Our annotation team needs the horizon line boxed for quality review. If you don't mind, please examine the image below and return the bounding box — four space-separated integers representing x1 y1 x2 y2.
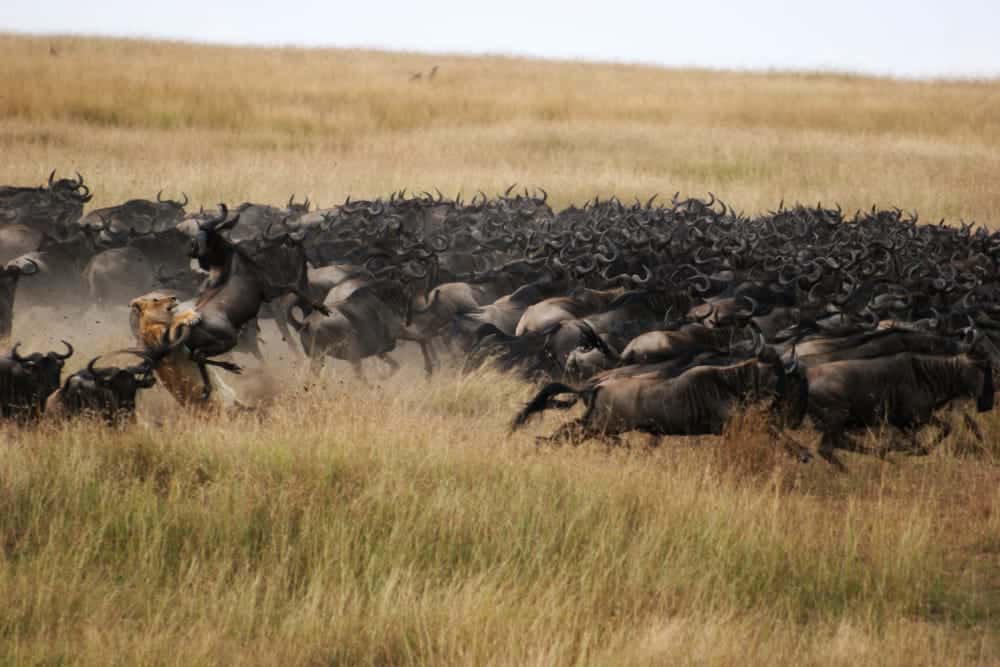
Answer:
5 29 1000 84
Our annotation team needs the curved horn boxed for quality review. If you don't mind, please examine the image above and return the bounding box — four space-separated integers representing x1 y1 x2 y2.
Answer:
48 169 56 187
784 345 800 373
10 342 24 363
54 340 74 360
87 356 102 376
630 265 652 285
199 203 229 230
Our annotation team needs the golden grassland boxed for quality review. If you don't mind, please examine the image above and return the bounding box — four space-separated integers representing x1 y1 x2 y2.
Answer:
2 33 1000 665
2 33 1000 220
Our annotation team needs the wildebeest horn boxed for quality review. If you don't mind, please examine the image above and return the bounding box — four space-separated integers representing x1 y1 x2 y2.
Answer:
87 356 102 376
689 274 712 294
504 183 517 197
750 323 765 356
199 203 229 230
784 345 800 373
538 187 548 203
55 340 74 360
403 261 428 279
630 265 652 285
10 342 24 363
694 303 715 323
48 169 56 186
157 190 165 203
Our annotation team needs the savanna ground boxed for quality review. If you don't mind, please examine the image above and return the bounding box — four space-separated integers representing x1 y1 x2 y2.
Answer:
2 32 1000 665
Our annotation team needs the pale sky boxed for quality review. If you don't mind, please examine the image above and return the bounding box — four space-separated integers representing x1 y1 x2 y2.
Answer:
3 0 999 79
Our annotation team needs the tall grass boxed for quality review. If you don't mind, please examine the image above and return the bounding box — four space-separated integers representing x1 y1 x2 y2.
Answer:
1 33 999 664
1 368 998 665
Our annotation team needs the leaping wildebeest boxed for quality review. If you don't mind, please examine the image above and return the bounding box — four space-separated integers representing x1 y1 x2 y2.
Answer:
168 205 328 399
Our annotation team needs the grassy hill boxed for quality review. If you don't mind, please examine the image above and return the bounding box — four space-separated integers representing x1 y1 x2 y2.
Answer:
2 33 999 220
1 33 999 665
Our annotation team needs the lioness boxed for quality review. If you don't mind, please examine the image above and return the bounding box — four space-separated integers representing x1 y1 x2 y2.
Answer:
129 292 239 409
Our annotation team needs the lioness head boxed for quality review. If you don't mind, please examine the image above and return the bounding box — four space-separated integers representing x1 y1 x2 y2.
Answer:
129 291 180 340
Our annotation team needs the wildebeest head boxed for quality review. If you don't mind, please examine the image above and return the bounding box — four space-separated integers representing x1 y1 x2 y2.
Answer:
56 354 156 424
6 340 74 409
47 170 92 203
0 257 38 339
189 203 239 269
754 332 809 429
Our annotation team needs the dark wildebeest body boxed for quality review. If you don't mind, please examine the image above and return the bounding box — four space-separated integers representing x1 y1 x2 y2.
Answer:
807 350 994 469
0 171 92 237
290 280 410 381
0 224 44 265
515 288 623 336
0 341 74 422
0 257 38 339
512 346 808 449
45 354 156 426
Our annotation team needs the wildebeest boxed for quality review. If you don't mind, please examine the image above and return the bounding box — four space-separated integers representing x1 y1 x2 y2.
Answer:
0 257 38 339
0 341 74 421
288 278 412 380
169 205 327 398
515 287 623 336
806 346 994 469
511 340 808 450
45 353 157 425
0 170 92 236
78 191 188 237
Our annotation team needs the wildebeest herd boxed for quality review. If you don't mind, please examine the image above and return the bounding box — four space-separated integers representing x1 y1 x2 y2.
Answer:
1 172 998 470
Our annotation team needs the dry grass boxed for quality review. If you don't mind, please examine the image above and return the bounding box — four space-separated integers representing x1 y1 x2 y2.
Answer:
2 33 1000 221
2 33 1000 665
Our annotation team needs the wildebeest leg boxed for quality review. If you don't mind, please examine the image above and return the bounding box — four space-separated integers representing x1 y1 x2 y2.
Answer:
818 432 848 472
904 429 929 456
538 420 593 447
308 353 325 376
769 426 812 463
419 341 435 377
236 319 265 362
350 359 368 384
272 307 302 357
962 414 985 442
379 353 400 379
195 361 214 402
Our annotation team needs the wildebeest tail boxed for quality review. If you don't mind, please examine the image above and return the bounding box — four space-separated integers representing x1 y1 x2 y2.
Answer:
511 382 580 430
